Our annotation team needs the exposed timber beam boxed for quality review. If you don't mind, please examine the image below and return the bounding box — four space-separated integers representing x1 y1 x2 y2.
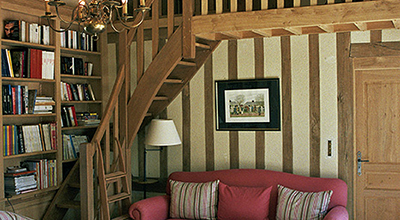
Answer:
192 0 400 36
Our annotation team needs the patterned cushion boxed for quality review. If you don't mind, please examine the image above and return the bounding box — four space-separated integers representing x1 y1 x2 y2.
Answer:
276 185 332 220
217 182 272 220
0 211 34 220
169 179 219 220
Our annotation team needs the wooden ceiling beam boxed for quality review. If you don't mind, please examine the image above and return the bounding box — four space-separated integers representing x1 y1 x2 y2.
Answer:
192 0 400 36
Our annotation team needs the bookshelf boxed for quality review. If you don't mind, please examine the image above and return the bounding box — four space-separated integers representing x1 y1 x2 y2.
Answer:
0 0 107 218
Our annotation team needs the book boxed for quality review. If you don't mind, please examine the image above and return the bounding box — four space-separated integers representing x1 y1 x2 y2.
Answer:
1 49 11 77
4 20 20 40
41 50 54 79
6 49 14 77
27 89 37 114
4 170 36 177
10 49 26 78
6 166 27 173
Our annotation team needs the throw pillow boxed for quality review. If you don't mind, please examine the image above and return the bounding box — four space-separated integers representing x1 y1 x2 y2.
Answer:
217 182 272 220
0 211 34 220
276 185 333 220
169 179 219 220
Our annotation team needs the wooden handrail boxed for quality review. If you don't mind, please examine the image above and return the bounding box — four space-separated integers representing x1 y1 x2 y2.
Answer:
91 65 126 143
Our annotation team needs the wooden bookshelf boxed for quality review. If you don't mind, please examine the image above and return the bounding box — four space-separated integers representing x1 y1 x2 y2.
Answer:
0 0 107 218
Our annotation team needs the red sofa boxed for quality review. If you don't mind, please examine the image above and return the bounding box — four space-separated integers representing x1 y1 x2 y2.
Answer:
129 169 348 220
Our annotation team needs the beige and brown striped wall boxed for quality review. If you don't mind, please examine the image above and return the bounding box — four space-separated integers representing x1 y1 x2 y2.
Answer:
108 29 400 180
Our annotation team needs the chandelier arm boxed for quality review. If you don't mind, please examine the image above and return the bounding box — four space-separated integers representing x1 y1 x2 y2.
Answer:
115 7 147 29
54 4 79 24
108 8 124 33
45 16 75 33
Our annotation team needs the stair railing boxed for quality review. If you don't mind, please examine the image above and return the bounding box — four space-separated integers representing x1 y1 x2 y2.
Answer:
80 64 127 220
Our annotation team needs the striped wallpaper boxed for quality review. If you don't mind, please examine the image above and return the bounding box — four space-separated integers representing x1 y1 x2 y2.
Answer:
106 29 400 180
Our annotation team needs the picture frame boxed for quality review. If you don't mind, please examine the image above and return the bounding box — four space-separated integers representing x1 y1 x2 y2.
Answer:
215 78 280 131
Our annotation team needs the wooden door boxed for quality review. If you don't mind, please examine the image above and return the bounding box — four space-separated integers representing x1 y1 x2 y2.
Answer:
354 56 400 219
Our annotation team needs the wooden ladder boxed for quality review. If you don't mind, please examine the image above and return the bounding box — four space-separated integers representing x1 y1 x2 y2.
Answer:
43 160 80 220
96 138 131 220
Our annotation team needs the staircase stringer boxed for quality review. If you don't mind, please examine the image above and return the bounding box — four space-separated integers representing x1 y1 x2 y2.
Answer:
127 26 184 147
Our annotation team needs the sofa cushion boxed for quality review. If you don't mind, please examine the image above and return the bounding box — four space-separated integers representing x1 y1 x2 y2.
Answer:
0 211 33 220
217 182 272 220
169 179 219 220
276 185 332 220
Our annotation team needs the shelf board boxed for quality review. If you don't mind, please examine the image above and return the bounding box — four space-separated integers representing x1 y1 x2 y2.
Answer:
2 186 59 201
61 74 102 80
61 101 102 104
3 113 56 118
61 125 98 131
61 47 101 56
1 77 56 83
1 39 55 50
4 150 57 159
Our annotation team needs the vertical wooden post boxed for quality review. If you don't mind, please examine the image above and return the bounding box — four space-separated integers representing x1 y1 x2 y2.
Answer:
167 0 174 38
152 0 160 59
137 25 144 81
254 38 265 169
228 40 239 169
183 0 195 58
80 143 95 220
309 34 320 177
118 30 130 192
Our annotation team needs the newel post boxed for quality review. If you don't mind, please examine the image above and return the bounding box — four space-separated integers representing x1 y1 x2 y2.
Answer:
80 143 95 220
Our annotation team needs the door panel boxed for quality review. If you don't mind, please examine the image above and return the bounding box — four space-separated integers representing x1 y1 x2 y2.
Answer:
355 60 400 219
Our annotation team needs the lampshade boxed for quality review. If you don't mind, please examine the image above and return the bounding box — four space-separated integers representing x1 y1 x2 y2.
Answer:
145 119 181 146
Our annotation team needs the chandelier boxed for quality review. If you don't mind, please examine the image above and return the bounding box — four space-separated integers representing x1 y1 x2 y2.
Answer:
42 0 150 38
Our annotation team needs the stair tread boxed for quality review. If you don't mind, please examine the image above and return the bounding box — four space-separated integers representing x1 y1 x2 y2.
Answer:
154 96 169 101
108 192 130 203
56 200 80 209
195 42 211 49
68 182 80 189
105 171 126 182
178 60 196 66
112 214 130 220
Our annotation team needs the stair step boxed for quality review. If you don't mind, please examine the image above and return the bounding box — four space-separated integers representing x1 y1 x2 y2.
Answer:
105 171 126 182
68 182 80 189
164 78 183 84
108 192 130 204
154 96 169 101
112 214 130 220
145 112 152 117
195 42 211 49
178 60 196 66
56 201 80 209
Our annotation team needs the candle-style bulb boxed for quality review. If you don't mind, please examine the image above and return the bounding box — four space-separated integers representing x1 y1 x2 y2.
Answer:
45 0 51 15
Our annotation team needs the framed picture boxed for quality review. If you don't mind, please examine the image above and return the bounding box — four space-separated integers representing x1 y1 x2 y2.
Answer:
215 78 280 131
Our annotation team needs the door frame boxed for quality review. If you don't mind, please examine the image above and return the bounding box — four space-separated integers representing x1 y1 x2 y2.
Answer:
346 40 400 219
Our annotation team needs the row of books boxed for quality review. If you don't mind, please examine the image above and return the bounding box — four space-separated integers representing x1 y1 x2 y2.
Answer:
60 30 97 52
61 82 96 101
2 85 54 115
4 20 50 45
1 48 55 79
4 168 37 196
76 111 100 126
62 134 89 160
61 56 93 76
21 159 57 190
2 123 57 156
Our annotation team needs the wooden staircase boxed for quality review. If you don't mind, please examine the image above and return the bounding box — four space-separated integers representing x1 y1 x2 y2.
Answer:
42 161 80 220
96 137 131 220
127 26 221 146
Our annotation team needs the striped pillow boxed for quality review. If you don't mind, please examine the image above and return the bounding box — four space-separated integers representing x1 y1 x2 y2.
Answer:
0 211 33 220
169 179 219 220
276 185 332 220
